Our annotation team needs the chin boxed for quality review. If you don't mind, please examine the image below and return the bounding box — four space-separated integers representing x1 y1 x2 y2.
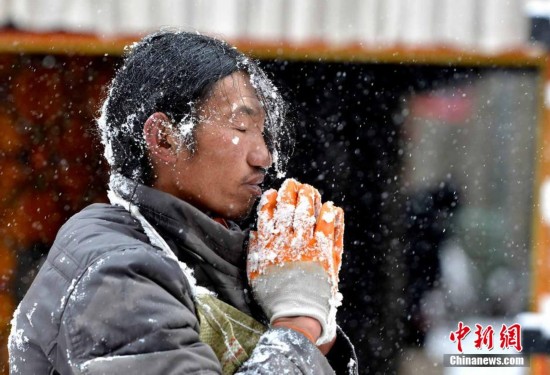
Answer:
223 202 255 222
226 209 253 222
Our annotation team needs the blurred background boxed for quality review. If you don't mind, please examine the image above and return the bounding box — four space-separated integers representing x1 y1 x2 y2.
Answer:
1 0 550 374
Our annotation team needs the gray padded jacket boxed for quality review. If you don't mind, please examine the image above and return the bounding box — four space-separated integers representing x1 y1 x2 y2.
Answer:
8 178 358 374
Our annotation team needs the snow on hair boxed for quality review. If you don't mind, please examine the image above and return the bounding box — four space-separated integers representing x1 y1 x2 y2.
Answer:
97 30 293 185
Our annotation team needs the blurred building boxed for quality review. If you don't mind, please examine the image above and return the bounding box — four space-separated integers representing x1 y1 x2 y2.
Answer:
0 0 531 51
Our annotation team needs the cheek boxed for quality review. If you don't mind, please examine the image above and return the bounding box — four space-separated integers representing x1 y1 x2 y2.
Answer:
221 133 248 157
195 129 248 168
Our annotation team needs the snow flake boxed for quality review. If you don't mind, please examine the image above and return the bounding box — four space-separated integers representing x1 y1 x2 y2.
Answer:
25 303 38 328
60 278 78 309
8 304 30 352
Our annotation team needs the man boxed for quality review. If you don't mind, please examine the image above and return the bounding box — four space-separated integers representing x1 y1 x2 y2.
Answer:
9 30 357 374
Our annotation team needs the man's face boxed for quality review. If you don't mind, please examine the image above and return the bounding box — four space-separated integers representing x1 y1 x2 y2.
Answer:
170 71 272 220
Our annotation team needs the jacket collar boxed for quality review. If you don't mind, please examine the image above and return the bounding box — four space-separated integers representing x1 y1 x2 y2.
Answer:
109 174 248 268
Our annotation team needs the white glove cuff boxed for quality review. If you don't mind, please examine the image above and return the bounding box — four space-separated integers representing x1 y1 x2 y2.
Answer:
250 262 341 345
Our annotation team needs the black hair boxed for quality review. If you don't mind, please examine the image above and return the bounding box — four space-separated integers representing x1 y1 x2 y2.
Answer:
98 29 292 185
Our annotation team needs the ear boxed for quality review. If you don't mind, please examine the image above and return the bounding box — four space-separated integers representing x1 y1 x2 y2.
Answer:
143 112 178 164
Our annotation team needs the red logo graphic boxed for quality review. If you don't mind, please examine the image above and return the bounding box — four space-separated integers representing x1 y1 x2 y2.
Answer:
474 324 494 350
450 321 471 353
499 323 522 352
450 322 522 353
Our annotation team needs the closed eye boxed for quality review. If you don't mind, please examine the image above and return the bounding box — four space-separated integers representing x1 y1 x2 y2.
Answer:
234 122 248 132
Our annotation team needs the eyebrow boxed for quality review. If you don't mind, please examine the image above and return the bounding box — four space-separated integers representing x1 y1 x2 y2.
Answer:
231 103 264 117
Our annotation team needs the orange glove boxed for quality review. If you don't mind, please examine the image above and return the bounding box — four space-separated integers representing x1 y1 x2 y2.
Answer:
247 178 344 345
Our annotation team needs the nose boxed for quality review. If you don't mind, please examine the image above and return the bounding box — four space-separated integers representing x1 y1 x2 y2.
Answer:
248 133 272 169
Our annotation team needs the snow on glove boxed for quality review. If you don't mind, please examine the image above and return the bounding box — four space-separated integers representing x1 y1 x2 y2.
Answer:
247 178 344 345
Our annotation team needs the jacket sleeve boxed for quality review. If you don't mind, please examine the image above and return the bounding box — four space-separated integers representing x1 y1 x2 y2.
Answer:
57 247 222 375
236 328 336 375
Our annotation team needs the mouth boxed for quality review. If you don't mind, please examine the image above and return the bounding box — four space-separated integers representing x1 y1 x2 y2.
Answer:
244 173 265 197
244 184 262 196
